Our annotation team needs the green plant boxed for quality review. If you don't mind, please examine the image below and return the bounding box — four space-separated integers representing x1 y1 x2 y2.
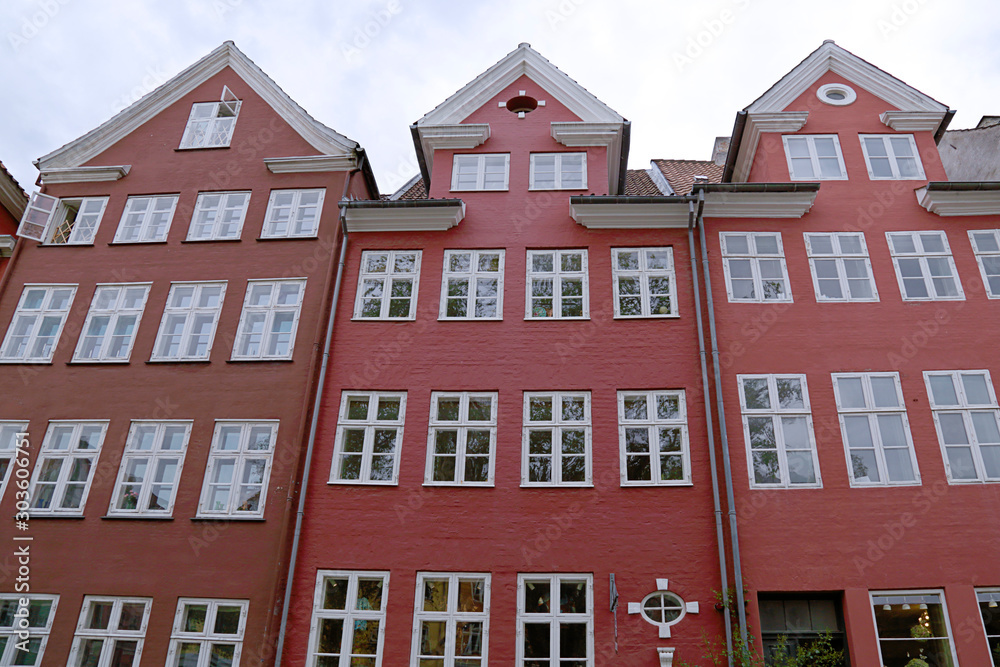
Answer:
677 631 844 667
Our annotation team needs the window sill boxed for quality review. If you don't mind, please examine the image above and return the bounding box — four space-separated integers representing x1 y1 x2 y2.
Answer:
900 297 966 302
255 235 320 242
175 146 232 152
38 242 95 248
328 480 399 486
67 359 132 365
226 358 294 364
181 238 242 244
191 515 266 522
437 316 504 322
422 482 495 488
613 314 681 320
0 360 54 365
528 187 589 192
520 483 595 489
23 513 86 519
524 316 591 321
102 514 175 520
726 299 794 305
109 240 169 246
350 317 417 323
145 359 212 365
621 481 694 487
847 481 921 488
449 188 509 193
750 485 825 490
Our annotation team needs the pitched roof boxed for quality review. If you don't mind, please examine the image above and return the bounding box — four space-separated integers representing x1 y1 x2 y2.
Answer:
391 175 428 201
651 159 724 195
623 169 665 196
0 160 28 221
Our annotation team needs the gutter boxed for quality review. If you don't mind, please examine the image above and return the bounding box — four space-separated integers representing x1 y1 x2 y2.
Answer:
569 195 690 205
693 182 820 194
616 120 632 195
356 147 381 199
933 109 956 145
924 180 1000 191
721 111 748 184
343 198 464 209
410 123 432 192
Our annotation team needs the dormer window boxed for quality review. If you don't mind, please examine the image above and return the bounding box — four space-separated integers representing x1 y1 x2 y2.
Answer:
179 86 241 149
782 135 848 180
451 154 509 191
860 135 925 180
529 153 587 190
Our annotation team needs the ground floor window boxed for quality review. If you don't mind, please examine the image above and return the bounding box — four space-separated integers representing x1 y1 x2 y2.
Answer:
977 589 1000 665
871 591 957 667
758 594 847 665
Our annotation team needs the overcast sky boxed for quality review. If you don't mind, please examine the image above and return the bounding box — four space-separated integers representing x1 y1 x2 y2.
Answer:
2 0 998 196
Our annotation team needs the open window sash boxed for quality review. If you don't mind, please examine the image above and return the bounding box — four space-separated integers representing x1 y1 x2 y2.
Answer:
17 191 59 241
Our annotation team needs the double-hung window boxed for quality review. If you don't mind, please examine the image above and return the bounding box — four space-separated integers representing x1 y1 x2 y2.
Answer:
151 282 226 361
0 422 28 501
17 193 108 244
611 248 677 317
29 421 107 515
451 154 509 191
110 421 191 516
887 231 963 300
307 571 388 667
833 373 919 486
197 421 278 518
976 589 1000 661
924 370 1000 483
354 251 421 320
0 594 58 666
439 250 504 319
968 230 1000 298
618 390 690 485
526 250 589 319
522 392 591 486
0 285 76 362
721 233 791 302
187 191 250 241
803 233 878 301
166 599 248 667
73 284 151 362
331 392 405 484
738 375 820 488
517 574 593 667
425 392 497 485
232 279 306 360
179 87 241 149
412 573 490 667
68 597 152 667
860 134 925 179
113 195 178 243
871 591 958 667
782 135 847 180
529 153 587 189
261 189 325 238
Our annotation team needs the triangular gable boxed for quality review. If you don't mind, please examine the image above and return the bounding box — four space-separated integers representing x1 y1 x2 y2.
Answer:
37 41 358 171
0 160 27 221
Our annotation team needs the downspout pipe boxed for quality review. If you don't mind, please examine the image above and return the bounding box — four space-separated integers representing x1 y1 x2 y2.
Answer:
688 198 733 666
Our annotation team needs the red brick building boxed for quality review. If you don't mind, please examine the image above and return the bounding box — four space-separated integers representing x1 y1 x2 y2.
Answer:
0 161 26 277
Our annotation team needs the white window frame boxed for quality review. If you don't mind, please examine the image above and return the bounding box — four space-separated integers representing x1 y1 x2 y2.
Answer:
330 392 406 485
803 232 879 302
525 249 589 319
976 588 1000 660
516 574 594 667
353 250 422 320
196 420 278 519
307 570 389 667
179 86 241 149
67 596 152 667
617 390 690 486
529 152 588 190
425 392 498 486
968 229 1000 298
737 375 821 488
261 189 326 238
112 195 179 243
886 231 964 301
231 279 306 360
150 281 227 362
439 249 505 320
72 283 151 363
27 420 108 516
0 422 28 502
17 193 108 245
720 232 792 303
781 134 848 180
108 420 192 516
870 590 959 667
832 372 920 487
611 247 678 318
0 284 77 363
411 573 491 667
165 598 249 667
450 154 510 191
924 370 1000 484
522 391 592 487
186 191 251 241
859 134 926 180
0 594 58 666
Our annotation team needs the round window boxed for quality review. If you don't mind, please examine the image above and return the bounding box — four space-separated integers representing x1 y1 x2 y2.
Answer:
640 592 685 627
817 83 857 106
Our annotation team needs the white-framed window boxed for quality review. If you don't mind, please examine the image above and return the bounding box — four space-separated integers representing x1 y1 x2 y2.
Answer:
113 195 178 243
522 392 591 486
151 282 227 362
28 421 107 515
968 230 1000 298
331 392 406 485
451 154 509 191
529 153 587 190
870 591 958 667
165 599 248 667
197 421 278 518
0 594 58 666
517 574 593 667
859 134 925 180
353 251 421 320
0 422 28 501
232 279 306 360
611 247 677 317
833 373 920 486
720 233 792 303
411 573 490 667
803 233 878 302
738 375 820 488
16 192 108 244
109 421 191 516
0 284 77 362
525 249 589 319
261 189 325 238
782 135 848 180
975 589 1000 661
73 283 151 362
179 87 241 149
439 250 504 320
924 370 1000 483
186 191 251 241
425 392 497 486
618 390 690 485
307 570 389 667
68 596 152 667
886 231 963 300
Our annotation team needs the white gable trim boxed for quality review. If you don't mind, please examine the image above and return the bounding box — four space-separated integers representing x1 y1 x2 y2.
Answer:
0 171 27 220
264 156 356 173
40 165 131 184
880 111 948 132
731 112 809 183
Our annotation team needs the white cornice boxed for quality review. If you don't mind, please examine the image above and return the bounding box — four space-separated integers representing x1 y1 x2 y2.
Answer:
343 203 466 232
880 111 948 132
39 165 131 184
570 202 690 228
421 124 491 150
0 235 14 257
0 172 27 219
916 187 1000 216
264 155 356 173
732 112 809 183
702 191 818 218
550 122 620 147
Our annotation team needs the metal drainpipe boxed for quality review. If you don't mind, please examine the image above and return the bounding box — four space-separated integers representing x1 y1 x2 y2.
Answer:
687 198 733 666
697 189 749 647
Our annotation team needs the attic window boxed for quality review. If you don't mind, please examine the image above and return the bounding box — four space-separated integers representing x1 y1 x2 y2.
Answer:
817 83 856 106
499 90 544 118
179 85 242 149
